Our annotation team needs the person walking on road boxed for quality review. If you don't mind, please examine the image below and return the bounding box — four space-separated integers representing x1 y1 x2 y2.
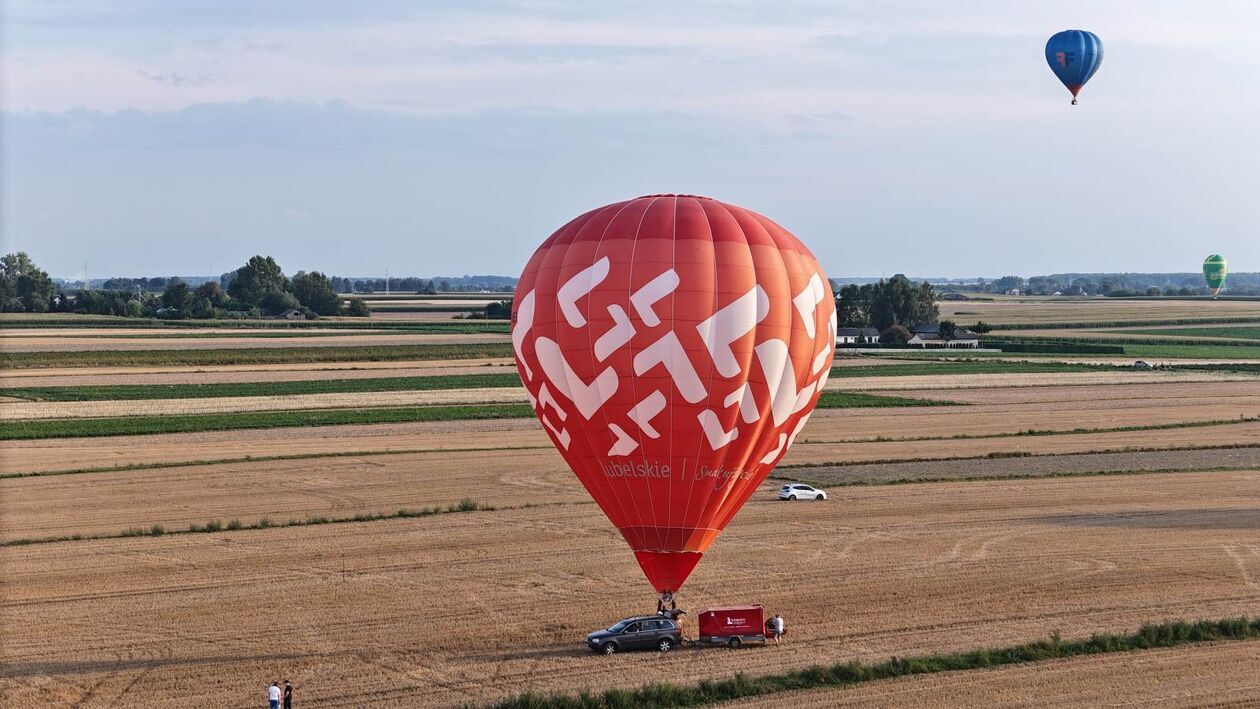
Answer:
268 681 281 709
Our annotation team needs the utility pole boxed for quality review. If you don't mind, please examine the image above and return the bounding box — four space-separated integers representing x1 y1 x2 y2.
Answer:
385 268 390 294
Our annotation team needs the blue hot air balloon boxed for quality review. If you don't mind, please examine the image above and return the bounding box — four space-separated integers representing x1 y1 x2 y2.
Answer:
1045 30 1103 104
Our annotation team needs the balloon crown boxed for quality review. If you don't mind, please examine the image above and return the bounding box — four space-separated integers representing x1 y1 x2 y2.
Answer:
636 194 715 200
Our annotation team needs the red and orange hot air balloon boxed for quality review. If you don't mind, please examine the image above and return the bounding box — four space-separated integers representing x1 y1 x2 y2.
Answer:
511 195 835 600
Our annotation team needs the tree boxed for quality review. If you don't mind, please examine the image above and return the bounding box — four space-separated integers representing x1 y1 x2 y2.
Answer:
1 252 55 313
971 321 992 334
290 271 342 316
195 281 227 307
879 324 911 345
485 299 512 319
938 320 957 341
161 280 191 316
259 290 301 315
835 284 870 328
345 298 371 317
991 276 1025 294
227 256 288 305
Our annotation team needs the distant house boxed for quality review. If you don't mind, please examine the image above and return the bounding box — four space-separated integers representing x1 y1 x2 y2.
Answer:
907 323 980 349
1005 288 1021 296
273 308 305 320
836 327 880 345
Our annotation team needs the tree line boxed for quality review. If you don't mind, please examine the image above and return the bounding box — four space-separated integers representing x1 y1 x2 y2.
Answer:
962 273 1260 297
2 253 370 319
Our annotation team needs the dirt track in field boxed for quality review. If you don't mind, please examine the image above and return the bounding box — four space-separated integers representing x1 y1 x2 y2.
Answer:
3 471 1259 707
719 640 1260 707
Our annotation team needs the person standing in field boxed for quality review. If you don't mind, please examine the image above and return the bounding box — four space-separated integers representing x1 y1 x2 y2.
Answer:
283 679 293 709
268 681 281 709
771 614 785 643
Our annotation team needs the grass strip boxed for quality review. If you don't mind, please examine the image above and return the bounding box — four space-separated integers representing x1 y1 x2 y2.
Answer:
490 618 1260 709
0 393 947 440
0 373 525 402
0 315 508 330
976 316 1260 330
0 404 536 440
773 465 1259 489
779 442 1260 469
815 391 957 408
0 343 515 369
1120 326 1260 341
0 498 549 547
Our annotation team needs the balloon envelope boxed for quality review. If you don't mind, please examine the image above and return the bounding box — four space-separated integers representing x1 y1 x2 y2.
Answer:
1204 254 1228 296
511 195 836 593
1046 30 1103 102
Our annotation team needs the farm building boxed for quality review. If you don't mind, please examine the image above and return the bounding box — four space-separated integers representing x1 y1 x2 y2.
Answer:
907 323 981 348
836 327 880 345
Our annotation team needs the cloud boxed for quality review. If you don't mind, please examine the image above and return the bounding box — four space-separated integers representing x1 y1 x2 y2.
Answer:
138 70 213 87
6 2 1258 117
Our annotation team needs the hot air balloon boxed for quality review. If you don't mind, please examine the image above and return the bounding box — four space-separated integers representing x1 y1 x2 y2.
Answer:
511 195 835 602
1045 30 1103 105
1204 254 1228 297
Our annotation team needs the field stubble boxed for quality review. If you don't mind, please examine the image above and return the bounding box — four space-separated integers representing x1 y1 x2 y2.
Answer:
3 472 1260 706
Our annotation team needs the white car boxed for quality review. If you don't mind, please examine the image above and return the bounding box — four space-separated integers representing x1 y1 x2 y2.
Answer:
778 483 826 501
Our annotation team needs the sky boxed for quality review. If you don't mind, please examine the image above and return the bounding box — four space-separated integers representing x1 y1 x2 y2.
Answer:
3 1 1259 279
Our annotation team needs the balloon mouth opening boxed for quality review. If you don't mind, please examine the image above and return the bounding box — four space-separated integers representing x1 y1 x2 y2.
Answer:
634 551 703 594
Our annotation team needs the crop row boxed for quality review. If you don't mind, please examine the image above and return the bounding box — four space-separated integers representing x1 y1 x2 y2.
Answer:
0 342 516 368
0 392 947 439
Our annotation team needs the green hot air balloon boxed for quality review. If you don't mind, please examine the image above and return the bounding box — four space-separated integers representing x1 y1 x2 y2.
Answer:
1203 255 1228 297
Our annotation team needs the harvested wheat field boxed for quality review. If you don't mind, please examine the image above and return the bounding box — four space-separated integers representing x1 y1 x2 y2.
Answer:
717 640 1260 707
6 379 1260 475
937 297 1260 325
3 471 1260 707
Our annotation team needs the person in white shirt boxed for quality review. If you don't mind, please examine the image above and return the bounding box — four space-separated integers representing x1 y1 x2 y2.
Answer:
771 614 785 643
268 681 281 709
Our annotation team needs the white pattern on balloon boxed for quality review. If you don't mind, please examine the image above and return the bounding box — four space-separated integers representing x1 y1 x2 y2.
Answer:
630 269 679 327
512 289 536 380
607 423 639 455
538 382 567 421
558 257 610 328
628 390 667 438
792 273 827 339
525 258 832 461
633 331 706 403
698 410 739 449
535 337 618 419
541 414 571 450
594 304 635 361
696 285 769 378
723 382 760 424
